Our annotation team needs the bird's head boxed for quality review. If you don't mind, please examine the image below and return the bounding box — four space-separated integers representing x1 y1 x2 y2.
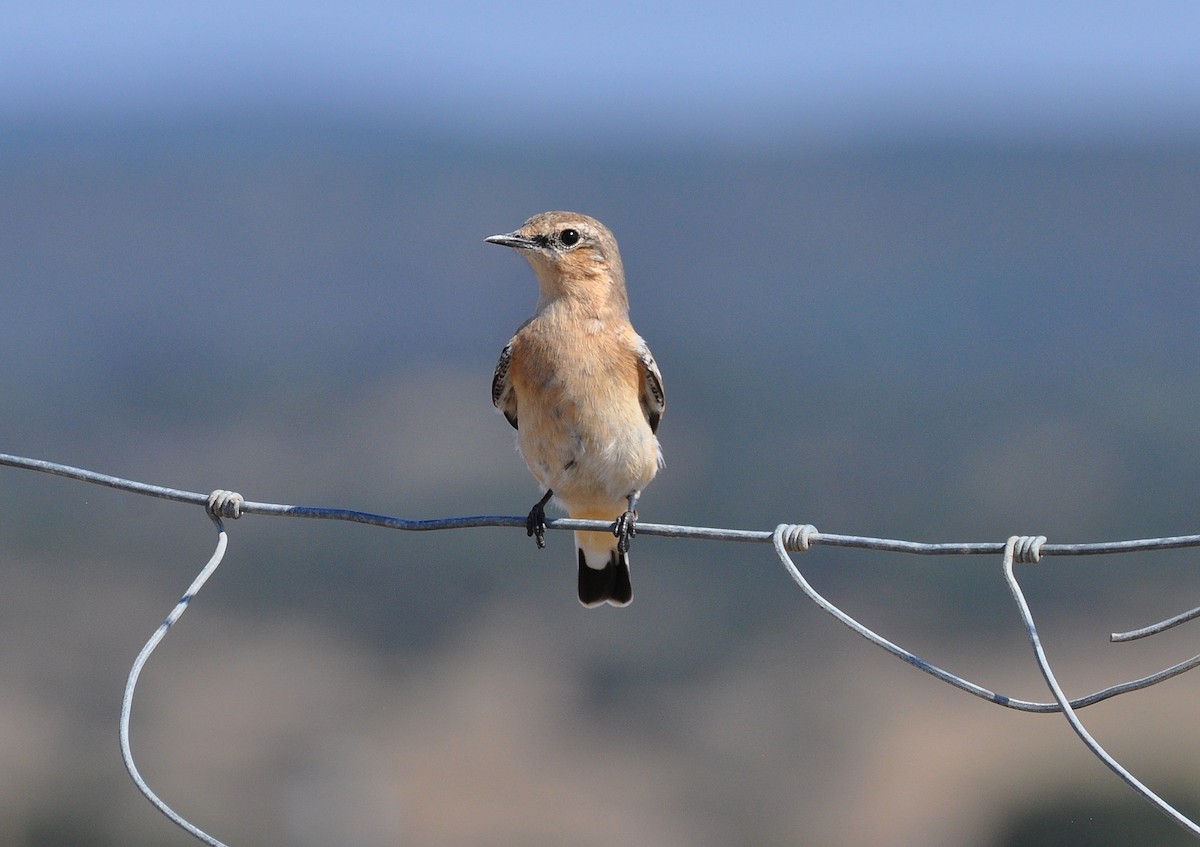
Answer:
486 211 628 310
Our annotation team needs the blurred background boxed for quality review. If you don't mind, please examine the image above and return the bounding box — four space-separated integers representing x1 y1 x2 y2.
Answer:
3 2 1200 845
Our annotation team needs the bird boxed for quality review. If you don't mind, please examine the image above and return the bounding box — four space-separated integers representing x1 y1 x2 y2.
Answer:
487 211 665 607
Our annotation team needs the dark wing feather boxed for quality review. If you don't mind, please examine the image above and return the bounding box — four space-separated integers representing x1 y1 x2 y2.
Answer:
492 342 518 429
636 344 665 434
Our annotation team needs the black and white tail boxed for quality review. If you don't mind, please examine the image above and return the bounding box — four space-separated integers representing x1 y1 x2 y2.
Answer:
576 547 632 607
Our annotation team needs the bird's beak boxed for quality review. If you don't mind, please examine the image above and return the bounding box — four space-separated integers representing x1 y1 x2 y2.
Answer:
485 231 536 250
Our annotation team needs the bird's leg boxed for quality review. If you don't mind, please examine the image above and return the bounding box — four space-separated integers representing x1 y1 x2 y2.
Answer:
526 489 554 549
614 491 640 554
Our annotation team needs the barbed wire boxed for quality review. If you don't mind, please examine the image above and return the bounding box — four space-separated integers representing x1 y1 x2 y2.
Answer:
3 451 1200 843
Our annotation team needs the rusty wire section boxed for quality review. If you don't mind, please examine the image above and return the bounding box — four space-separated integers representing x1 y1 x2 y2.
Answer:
4 452 1200 843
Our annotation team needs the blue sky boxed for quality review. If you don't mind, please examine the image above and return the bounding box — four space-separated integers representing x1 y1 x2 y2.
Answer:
4 1 1199 143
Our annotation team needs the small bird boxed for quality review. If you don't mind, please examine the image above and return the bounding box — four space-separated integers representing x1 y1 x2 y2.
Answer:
487 212 665 607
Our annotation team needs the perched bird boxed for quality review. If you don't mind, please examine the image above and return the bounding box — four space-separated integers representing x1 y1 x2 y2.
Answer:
487 211 665 607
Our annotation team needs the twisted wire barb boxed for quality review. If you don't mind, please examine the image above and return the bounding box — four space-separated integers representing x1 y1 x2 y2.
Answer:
5 453 1200 842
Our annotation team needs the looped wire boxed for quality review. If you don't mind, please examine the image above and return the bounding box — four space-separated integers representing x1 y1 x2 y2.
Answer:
206 490 244 521
778 523 819 552
120 518 233 847
1007 534 1047 565
772 524 1200 708
1000 535 1200 838
771 524 1060 711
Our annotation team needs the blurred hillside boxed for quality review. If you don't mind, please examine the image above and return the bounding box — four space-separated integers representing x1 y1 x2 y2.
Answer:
2 122 1200 845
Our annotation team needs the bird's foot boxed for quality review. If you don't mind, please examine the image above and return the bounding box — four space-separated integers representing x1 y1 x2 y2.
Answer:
526 491 553 549
614 509 638 554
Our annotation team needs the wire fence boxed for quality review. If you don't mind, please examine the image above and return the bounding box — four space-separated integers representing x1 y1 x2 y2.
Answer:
3 451 1200 844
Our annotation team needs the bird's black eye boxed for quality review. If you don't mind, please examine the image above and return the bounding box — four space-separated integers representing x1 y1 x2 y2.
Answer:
559 228 580 247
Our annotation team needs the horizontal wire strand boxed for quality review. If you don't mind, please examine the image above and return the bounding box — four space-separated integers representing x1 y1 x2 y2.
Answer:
7 453 1200 556
6 452 1200 842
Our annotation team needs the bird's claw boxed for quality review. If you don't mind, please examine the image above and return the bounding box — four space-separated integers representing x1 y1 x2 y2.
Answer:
526 502 548 549
614 509 638 554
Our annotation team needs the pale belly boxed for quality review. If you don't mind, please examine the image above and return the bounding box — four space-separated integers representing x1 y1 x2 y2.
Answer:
516 393 660 509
